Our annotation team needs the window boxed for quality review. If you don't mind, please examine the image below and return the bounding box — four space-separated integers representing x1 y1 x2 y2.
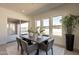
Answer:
43 19 49 26
7 23 16 35
52 29 62 36
42 18 49 35
36 20 40 27
52 16 62 36
43 28 49 35
21 23 28 34
35 20 41 33
53 16 62 25
10 23 15 31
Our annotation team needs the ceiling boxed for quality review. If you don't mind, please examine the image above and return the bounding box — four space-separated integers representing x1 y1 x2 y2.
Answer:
0 3 63 16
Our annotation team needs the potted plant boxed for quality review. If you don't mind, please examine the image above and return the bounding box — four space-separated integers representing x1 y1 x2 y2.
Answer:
61 14 79 51
28 27 45 39
35 27 45 38
28 27 34 37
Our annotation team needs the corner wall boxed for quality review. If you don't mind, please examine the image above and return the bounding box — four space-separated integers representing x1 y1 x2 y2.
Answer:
0 7 29 44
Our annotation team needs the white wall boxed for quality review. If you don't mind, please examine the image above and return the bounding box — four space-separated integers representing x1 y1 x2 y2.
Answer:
0 7 29 44
30 4 79 50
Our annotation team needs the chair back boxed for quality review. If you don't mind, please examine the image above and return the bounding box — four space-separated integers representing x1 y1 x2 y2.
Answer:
43 35 49 37
47 39 54 50
20 39 38 54
16 37 22 46
20 39 28 51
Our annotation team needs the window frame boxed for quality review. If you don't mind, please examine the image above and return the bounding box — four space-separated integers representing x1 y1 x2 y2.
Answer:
20 22 29 34
42 18 49 35
35 20 41 28
43 18 49 27
52 16 62 36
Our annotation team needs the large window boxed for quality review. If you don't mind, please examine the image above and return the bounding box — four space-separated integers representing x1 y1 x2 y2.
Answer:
21 22 28 34
35 20 41 32
43 19 49 26
7 23 16 35
53 16 62 25
10 23 15 32
53 29 62 36
52 16 62 36
43 18 49 35
34 17 62 36
35 20 40 27
43 28 49 35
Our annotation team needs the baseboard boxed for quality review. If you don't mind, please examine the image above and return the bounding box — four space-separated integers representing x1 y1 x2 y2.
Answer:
6 40 16 44
74 49 79 53
54 43 79 53
54 43 65 48
0 40 16 46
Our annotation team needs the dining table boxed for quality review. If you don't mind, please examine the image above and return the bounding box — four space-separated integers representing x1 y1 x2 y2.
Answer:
21 35 50 43
21 34 51 55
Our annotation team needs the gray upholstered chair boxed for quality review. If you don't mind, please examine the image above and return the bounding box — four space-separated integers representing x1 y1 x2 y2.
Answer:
39 39 54 55
16 37 22 50
20 39 38 55
16 37 23 54
21 37 33 45
42 35 49 37
42 35 49 44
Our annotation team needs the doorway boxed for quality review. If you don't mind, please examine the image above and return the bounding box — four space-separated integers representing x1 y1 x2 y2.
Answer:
7 18 28 43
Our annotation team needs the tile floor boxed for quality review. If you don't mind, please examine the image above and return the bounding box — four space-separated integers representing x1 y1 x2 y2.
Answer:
0 42 79 55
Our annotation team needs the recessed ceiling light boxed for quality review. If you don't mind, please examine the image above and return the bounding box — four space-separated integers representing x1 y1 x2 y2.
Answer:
22 10 25 12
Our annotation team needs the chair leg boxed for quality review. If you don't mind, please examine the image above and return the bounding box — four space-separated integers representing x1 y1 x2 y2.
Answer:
35 49 39 55
17 43 19 50
27 53 29 55
51 48 53 55
21 48 24 55
46 51 48 55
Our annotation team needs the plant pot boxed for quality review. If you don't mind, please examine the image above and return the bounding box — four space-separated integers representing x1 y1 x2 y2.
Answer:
66 34 74 51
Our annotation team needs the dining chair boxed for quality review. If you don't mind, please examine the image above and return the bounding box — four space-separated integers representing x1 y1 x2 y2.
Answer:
20 39 38 55
39 39 54 55
42 35 49 44
42 35 49 37
16 37 22 51
21 37 33 45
